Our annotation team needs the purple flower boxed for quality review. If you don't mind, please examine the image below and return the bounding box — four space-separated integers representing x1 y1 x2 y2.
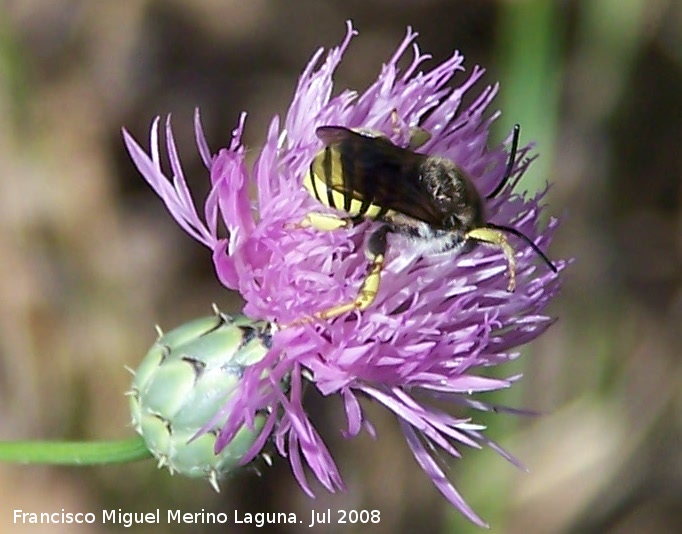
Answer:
123 22 565 527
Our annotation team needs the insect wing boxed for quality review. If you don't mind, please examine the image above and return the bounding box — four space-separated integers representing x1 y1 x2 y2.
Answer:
315 126 445 225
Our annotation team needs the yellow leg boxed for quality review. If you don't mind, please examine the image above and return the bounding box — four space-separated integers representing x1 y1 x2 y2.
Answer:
466 227 517 292
293 212 351 231
282 225 389 326
389 109 432 150
313 225 389 320
315 253 385 320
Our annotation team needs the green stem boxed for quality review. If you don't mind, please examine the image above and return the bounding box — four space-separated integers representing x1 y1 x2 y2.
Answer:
0 436 151 465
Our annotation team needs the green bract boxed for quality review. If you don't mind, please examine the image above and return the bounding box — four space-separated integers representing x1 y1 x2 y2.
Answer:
129 311 274 490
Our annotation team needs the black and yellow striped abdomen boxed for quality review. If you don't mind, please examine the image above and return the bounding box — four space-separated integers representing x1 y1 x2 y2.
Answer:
303 143 388 220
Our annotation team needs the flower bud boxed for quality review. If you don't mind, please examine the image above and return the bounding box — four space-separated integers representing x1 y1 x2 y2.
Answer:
129 311 274 489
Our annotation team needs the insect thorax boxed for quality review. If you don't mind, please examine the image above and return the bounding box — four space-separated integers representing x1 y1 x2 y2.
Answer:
384 212 469 254
418 157 485 232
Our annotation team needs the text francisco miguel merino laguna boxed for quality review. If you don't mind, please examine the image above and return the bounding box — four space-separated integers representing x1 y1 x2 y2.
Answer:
12 508 363 528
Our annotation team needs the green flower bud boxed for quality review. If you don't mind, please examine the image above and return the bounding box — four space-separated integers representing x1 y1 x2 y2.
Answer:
129 310 274 490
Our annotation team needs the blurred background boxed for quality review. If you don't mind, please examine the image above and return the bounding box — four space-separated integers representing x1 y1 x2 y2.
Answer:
0 1 680 532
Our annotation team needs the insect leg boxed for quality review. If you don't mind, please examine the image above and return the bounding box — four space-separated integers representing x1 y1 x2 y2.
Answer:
315 225 390 320
407 127 432 150
292 212 353 231
388 109 432 150
465 227 517 292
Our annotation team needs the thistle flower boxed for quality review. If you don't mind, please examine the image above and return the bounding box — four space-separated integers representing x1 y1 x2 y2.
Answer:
124 22 564 527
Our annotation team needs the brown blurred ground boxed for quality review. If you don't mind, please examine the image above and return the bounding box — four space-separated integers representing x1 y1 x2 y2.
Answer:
0 1 680 533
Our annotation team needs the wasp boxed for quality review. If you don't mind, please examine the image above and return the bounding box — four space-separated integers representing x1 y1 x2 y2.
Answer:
298 116 557 321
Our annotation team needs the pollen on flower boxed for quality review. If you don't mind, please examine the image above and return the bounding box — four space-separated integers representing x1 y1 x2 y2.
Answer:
124 20 566 527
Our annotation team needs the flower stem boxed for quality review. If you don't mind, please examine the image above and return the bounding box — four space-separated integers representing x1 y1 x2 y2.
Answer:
0 436 151 465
